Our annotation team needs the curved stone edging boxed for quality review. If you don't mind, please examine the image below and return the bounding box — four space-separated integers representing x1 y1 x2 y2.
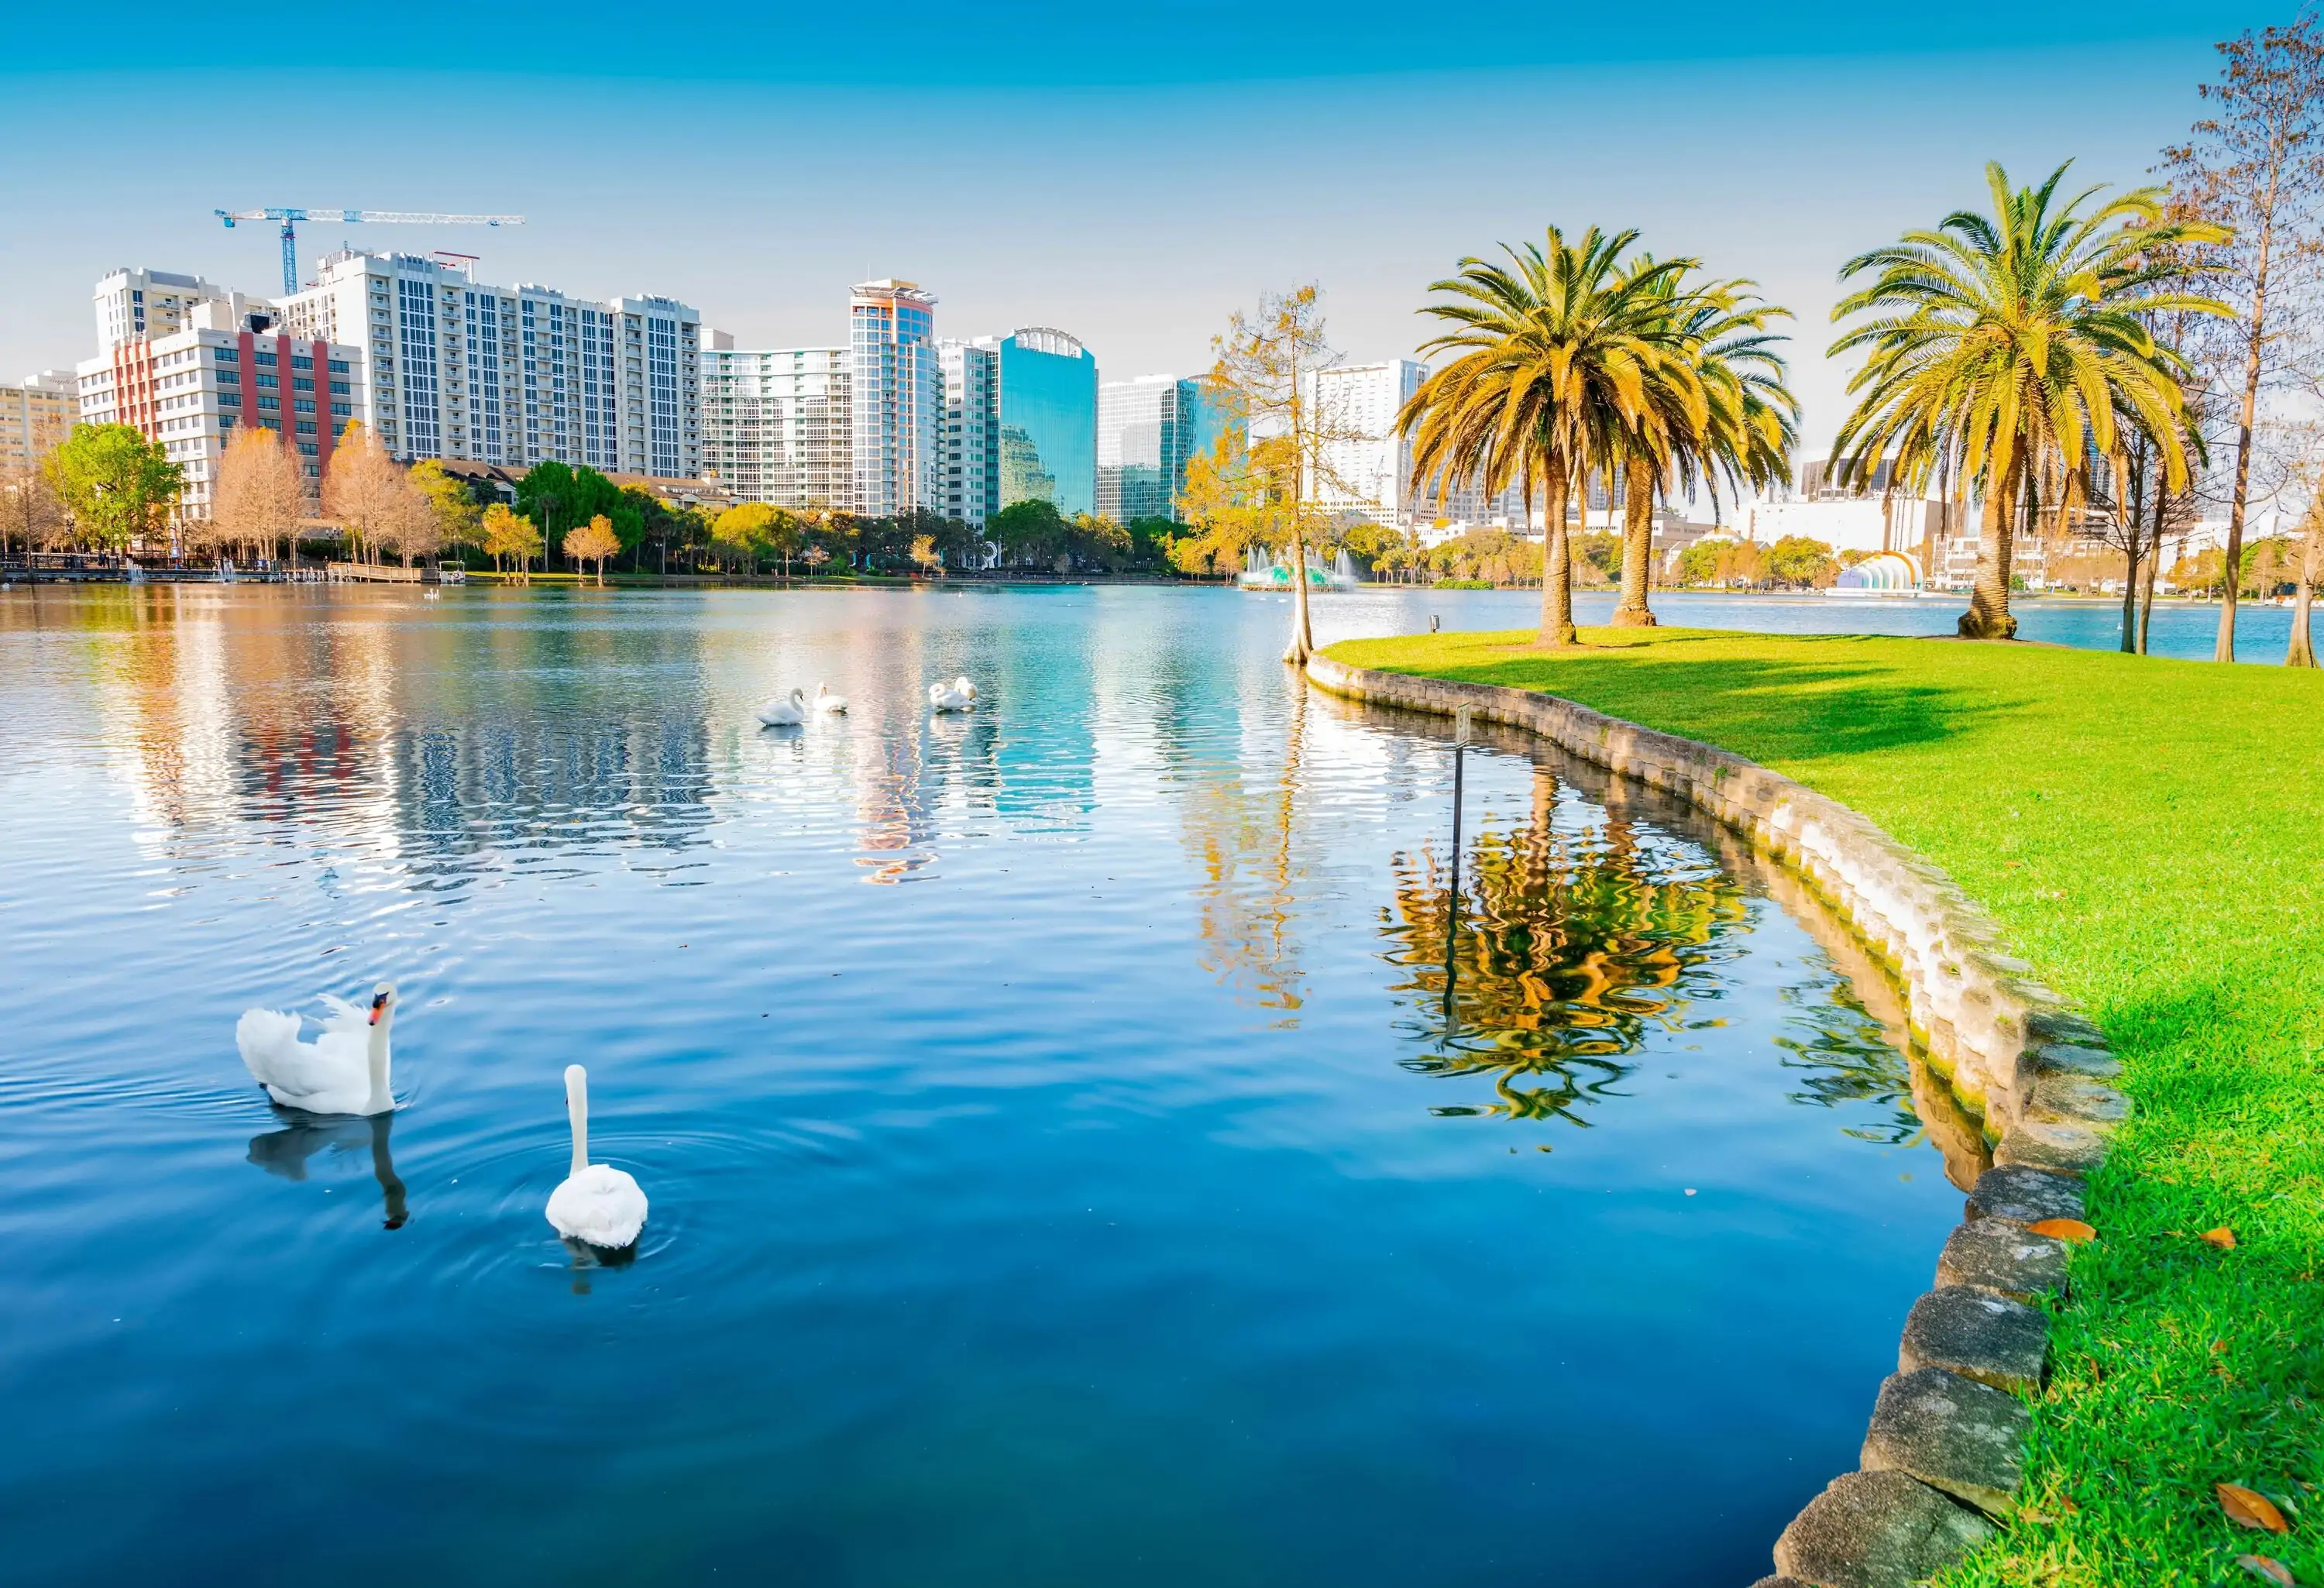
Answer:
1305 653 2130 1588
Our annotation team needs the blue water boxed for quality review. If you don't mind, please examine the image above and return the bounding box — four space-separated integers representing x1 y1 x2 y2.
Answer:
1394 584 2313 663
0 586 1972 1586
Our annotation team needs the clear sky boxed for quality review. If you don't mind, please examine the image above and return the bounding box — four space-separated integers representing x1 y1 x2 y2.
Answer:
0 2 2280 460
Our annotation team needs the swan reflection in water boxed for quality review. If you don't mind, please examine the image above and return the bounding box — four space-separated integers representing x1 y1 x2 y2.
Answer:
246 1109 409 1229
557 1232 639 1295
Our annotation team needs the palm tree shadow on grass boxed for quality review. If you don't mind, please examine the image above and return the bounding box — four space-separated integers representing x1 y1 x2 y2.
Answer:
1429 646 2021 765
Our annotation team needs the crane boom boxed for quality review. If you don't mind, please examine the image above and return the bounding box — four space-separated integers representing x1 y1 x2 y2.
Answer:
213 208 527 294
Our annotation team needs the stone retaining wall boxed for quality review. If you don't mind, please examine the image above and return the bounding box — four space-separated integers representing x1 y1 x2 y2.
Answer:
1306 653 2130 1588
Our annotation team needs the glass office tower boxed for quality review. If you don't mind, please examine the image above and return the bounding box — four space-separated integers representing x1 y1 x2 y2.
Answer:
987 328 1097 517
1097 374 1232 523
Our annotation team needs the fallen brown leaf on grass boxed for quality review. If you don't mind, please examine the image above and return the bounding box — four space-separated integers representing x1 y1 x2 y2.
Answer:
2204 1226 2240 1249
2238 1554 2295 1586
2028 1218 2097 1243
2219 1483 2290 1533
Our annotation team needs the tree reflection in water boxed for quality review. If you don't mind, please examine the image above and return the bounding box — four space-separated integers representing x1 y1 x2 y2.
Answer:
1776 995 1925 1145
1380 764 1917 1139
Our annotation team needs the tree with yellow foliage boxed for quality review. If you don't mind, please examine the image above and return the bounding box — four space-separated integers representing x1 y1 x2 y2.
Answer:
482 503 543 583
1203 285 1373 663
1169 428 1269 578
208 424 307 563
320 423 401 562
563 514 621 586
409 459 483 562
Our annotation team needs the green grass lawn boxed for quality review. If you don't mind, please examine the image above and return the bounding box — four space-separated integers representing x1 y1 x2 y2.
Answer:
1330 625 2324 1587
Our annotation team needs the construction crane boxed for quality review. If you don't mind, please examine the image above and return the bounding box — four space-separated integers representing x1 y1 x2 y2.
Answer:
213 208 527 294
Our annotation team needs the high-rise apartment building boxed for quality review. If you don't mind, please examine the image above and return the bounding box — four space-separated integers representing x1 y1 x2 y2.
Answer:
91 268 256 352
985 328 1096 517
937 340 999 528
848 280 940 517
1097 374 1220 523
699 334 853 509
1419 472 1537 534
1305 359 1427 525
278 252 699 476
4 371 78 474
75 297 359 518
614 295 700 479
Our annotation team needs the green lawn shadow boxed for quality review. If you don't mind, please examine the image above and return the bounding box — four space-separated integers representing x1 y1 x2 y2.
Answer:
1412 639 2020 765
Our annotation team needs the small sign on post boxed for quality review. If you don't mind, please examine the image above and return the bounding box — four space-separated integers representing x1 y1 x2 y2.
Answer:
1443 703 1472 1024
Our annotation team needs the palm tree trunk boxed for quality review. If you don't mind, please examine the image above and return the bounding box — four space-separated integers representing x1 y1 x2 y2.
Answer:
2139 484 2165 655
2116 451 2139 654
1538 452 1578 648
1613 462 1657 627
1959 442 2021 639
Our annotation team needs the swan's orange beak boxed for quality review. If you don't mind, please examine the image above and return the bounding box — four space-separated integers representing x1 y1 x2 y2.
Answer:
370 993 389 1026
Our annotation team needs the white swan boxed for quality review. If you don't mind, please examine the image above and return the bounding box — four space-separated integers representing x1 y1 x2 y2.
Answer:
756 687 807 727
813 682 848 714
928 675 976 712
235 981 397 1116
546 1064 648 1249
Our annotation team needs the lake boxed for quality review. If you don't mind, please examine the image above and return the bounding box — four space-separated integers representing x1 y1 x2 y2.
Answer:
0 584 1979 1586
1397 583 2313 662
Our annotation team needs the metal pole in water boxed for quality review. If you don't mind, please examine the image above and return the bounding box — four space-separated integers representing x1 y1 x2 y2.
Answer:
1442 705 1472 1022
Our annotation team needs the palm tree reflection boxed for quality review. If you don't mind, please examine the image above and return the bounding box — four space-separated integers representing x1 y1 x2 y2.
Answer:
1382 770 1750 1127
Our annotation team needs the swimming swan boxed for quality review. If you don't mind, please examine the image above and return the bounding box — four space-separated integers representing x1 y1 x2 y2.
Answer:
814 683 848 713
928 675 977 712
236 981 397 1116
546 1064 648 1249
756 688 807 727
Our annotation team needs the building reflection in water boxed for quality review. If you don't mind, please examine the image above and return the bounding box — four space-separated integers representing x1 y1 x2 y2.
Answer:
72 587 719 881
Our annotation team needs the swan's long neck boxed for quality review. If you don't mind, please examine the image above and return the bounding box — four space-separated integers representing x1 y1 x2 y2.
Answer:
566 1065 589 1177
366 1010 393 1111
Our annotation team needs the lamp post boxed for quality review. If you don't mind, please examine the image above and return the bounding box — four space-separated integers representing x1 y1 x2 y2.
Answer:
1442 703 1473 1023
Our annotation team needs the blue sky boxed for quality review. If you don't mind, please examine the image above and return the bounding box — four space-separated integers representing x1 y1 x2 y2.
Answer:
0 2 2279 453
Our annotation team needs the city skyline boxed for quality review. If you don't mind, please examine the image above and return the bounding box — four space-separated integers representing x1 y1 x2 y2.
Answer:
0 22 2268 466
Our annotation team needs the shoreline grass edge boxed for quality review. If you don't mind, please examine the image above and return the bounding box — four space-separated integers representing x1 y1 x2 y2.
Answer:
1312 626 2324 1588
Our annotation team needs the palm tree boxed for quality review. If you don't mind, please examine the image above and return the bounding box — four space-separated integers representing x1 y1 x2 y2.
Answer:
1610 267 1798 626
1401 228 1704 648
1830 161 2226 639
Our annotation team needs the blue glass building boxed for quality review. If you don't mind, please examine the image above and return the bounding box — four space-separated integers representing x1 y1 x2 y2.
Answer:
1098 375 1234 524
989 328 1097 517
